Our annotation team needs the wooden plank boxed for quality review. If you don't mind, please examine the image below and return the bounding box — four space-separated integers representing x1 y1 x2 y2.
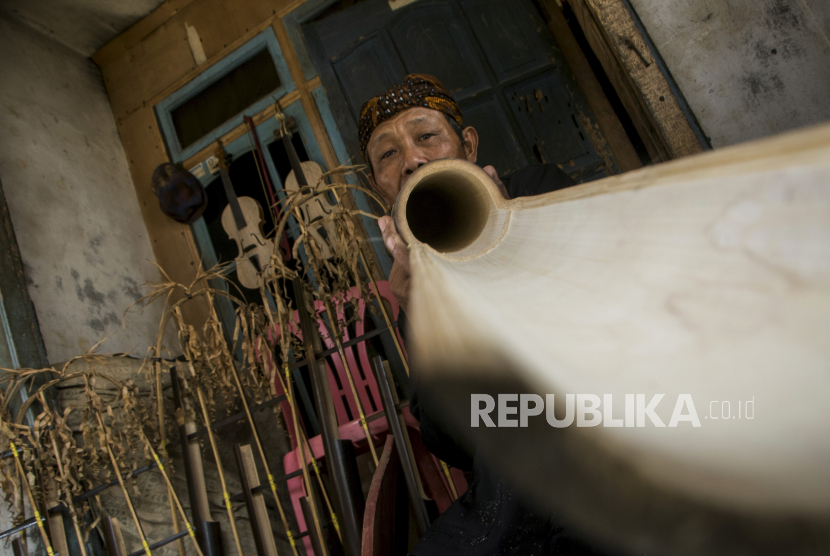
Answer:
92 0 197 68
568 0 703 161
116 107 209 328
538 0 641 172
277 0 310 18
272 16 387 282
94 0 290 120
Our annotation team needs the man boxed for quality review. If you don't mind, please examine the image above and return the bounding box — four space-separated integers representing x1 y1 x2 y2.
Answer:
360 75 600 555
361 74 577 313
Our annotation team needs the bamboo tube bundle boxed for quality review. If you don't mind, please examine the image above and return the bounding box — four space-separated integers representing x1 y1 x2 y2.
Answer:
398 124 830 555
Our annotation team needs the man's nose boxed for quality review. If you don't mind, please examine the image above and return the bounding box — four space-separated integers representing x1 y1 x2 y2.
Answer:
402 144 429 176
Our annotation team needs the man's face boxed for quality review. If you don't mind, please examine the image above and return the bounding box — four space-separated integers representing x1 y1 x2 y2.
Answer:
366 107 478 206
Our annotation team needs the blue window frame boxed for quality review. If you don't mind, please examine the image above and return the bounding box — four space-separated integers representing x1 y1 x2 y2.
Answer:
155 28 295 164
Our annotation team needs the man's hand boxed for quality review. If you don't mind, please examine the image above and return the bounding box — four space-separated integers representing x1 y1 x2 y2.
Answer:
484 165 508 199
379 215 411 313
377 164 504 313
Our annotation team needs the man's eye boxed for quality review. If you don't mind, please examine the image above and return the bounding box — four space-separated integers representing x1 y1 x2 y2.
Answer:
380 149 395 160
419 133 435 140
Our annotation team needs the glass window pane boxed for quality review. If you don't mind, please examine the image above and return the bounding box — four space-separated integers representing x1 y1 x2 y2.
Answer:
171 49 281 149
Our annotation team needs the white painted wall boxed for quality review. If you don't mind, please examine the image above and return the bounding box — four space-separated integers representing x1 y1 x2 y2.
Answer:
0 11 170 364
629 0 830 148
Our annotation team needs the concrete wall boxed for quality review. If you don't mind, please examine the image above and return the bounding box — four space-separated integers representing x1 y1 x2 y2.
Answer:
629 0 830 148
0 11 171 364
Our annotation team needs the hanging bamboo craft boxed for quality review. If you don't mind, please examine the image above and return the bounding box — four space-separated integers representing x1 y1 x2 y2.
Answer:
396 124 830 556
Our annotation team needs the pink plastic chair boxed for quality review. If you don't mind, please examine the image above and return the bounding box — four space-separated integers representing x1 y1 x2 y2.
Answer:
259 281 466 555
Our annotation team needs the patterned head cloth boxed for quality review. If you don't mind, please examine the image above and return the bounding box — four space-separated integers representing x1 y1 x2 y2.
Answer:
358 74 463 162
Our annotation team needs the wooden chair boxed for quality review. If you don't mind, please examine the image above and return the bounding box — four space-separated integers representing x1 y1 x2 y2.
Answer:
362 435 409 556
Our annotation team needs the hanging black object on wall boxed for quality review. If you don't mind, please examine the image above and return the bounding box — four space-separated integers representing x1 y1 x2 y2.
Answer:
151 163 208 224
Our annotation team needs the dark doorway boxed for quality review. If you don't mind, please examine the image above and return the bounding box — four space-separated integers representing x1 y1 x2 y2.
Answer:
303 0 617 183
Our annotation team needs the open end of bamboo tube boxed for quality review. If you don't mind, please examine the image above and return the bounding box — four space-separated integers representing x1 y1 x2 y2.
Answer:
395 159 509 258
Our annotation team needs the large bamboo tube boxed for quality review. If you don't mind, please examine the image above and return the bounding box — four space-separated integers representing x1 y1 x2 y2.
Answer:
397 123 830 556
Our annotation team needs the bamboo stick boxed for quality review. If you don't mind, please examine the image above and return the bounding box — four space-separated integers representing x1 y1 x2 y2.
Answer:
261 290 340 543
8 440 56 556
322 300 378 465
327 186 410 377
173 307 245 556
133 425 205 556
152 293 185 556
90 404 151 556
204 291 299 556
38 392 89 556
284 364 329 556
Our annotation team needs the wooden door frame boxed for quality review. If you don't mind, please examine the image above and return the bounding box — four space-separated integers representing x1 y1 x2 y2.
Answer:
299 0 643 175
563 0 710 162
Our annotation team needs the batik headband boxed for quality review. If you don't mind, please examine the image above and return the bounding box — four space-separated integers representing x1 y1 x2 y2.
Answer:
358 74 463 161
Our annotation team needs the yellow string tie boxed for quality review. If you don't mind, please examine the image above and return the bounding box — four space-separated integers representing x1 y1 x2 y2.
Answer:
46 548 55 556
284 366 293 402
287 530 296 547
143 539 151 555
224 492 233 511
186 522 196 539
9 442 18 457
331 513 340 534
151 452 164 472
268 474 278 493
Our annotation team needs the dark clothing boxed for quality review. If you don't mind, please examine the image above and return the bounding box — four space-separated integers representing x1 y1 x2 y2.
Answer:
408 164 597 555
503 163 577 199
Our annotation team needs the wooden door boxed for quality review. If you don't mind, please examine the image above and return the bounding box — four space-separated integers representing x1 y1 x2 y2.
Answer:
304 0 617 182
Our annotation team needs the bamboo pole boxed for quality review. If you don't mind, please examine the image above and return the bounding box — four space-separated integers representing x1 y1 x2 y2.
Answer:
326 183 458 496
322 301 378 465
173 307 245 556
134 425 205 556
38 392 89 556
283 363 329 556
327 186 410 377
256 334 340 543
261 286 334 554
204 291 299 556
152 292 186 556
8 440 56 556
89 400 152 556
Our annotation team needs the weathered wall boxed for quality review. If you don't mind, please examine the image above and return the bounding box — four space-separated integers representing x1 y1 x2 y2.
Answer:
628 0 830 148
0 12 171 363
